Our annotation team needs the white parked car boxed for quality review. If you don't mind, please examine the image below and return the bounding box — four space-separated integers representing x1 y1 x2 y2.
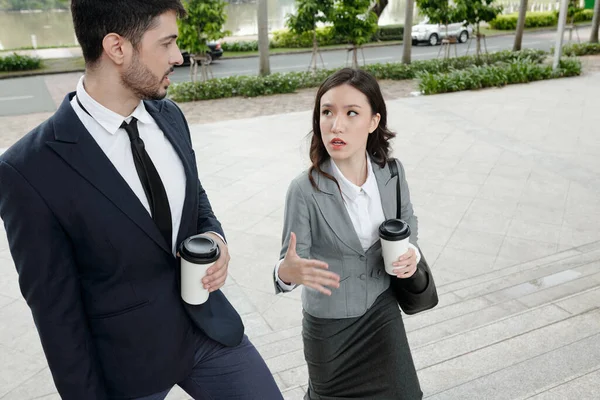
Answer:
411 18 473 46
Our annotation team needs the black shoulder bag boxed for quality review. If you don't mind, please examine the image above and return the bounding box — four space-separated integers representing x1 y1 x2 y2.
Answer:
388 159 439 315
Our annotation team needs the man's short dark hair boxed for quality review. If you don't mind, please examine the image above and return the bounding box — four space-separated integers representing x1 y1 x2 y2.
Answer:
71 0 187 66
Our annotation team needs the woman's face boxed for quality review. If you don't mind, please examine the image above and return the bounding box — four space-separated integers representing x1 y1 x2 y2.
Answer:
319 84 381 165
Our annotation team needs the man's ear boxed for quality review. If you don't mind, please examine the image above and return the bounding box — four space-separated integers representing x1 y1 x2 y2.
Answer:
102 33 130 66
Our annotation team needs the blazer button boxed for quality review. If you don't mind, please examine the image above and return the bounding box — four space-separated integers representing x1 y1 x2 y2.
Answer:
359 255 366 261
359 273 366 280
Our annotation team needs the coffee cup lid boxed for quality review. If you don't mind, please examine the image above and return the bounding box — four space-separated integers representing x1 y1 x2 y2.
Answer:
379 219 411 242
179 235 220 264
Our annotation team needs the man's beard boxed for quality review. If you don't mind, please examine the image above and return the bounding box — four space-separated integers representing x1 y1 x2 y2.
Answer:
121 50 171 101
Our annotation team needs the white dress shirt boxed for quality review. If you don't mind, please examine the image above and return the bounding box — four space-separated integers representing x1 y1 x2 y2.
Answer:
70 76 187 255
275 154 420 291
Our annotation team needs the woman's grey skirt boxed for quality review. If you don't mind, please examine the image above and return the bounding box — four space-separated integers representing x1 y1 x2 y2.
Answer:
302 289 423 400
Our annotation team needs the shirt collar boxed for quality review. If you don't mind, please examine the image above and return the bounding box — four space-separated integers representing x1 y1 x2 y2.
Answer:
75 75 154 135
330 154 378 202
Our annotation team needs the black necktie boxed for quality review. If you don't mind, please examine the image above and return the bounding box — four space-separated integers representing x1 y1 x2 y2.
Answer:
121 118 173 249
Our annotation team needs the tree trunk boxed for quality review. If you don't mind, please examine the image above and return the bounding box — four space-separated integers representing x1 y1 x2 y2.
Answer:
371 0 389 20
476 23 481 59
590 0 600 43
401 0 414 64
513 0 528 51
257 0 270 76
352 46 359 69
311 30 318 72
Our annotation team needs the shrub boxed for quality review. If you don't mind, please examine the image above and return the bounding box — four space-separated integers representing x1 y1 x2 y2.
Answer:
0 53 42 72
489 12 558 30
562 42 600 56
417 57 581 95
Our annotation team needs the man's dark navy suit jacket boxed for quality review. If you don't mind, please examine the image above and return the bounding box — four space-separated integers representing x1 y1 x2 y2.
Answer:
0 93 244 399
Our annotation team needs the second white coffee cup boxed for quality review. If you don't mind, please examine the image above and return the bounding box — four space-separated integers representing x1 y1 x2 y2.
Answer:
179 234 220 305
379 219 411 275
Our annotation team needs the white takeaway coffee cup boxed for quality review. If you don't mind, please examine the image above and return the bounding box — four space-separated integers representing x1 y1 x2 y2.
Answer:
379 219 411 275
179 234 220 305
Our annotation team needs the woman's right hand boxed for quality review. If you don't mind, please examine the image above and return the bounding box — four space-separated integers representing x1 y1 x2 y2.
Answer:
278 232 340 296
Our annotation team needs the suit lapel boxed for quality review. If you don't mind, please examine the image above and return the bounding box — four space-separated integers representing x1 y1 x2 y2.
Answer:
312 160 364 256
373 161 397 220
145 101 197 248
46 93 173 255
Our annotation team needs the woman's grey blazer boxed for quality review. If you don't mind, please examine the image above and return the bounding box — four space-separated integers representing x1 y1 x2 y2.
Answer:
274 158 420 319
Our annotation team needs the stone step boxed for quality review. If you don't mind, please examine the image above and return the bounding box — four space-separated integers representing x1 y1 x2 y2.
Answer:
425 328 600 399
419 308 600 397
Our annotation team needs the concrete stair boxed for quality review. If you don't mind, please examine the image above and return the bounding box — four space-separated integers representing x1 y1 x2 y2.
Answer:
270 241 600 399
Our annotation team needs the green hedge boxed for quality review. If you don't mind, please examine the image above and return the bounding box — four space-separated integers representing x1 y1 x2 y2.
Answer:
573 9 594 23
489 12 558 30
221 24 404 52
168 49 548 102
0 53 42 72
417 58 581 95
562 42 600 56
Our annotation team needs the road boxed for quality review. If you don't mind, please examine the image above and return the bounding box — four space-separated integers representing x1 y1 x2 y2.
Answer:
0 26 592 117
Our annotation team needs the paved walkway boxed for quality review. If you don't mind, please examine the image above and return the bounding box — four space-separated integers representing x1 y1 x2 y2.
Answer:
1 72 600 399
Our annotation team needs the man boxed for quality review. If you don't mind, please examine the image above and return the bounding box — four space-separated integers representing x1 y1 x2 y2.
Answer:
0 1 282 399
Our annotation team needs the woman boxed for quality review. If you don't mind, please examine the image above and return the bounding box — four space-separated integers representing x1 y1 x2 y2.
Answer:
273 68 428 399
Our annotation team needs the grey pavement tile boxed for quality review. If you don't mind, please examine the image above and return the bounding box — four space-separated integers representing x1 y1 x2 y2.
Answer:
0 264 21 301
516 271 600 309
0 300 44 357
245 215 283 240
408 300 527 349
0 367 55 400
483 268 587 305
418 242 444 267
226 255 280 295
477 182 525 203
164 386 192 400
281 386 306 400
431 180 482 198
412 304 570 370
507 219 561 245
559 226 600 249
239 312 273 338
240 287 280 315
438 248 583 295
255 335 303 362
418 309 600 397
404 296 493 333
0 344 48 398
433 248 497 284
220 286 257 316
467 197 519 217
459 208 513 236
497 237 558 264
0 295 14 310
272 373 288 392
445 227 505 257
443 170 489 185
219 211 271 234
416 218 456 247
261 296 303 332
250 326 302 348
279 365 309 389
427 333 600 400
514 203 566 226
264 349 306 375
493 256 521 270
562 211 600 232
528 368 600 400
554 286 600 315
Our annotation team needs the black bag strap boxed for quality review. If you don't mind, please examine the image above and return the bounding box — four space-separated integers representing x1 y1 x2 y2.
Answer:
388 158 401 219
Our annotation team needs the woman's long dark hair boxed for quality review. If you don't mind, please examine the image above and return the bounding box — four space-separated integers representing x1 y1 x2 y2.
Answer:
308 68 396 190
